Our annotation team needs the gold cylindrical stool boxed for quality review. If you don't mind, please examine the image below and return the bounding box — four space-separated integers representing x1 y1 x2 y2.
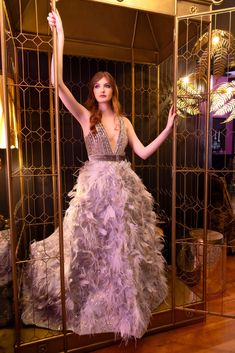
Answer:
189 229 226 297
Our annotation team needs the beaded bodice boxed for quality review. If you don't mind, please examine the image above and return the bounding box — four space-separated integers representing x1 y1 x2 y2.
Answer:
84 117 128 158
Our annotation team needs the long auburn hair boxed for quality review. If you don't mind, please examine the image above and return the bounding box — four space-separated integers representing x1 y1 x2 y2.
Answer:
85 71 122 133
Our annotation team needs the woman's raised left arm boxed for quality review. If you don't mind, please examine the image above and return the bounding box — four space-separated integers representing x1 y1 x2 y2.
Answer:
126 106 176 160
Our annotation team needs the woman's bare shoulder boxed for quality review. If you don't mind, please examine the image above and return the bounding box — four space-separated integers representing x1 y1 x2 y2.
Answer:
122 116 133 130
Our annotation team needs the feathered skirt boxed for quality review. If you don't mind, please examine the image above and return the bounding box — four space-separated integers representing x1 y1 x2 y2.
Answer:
21 160 168 339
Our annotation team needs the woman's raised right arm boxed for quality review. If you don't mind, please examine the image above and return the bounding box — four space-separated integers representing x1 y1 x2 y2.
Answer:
47 10 90 128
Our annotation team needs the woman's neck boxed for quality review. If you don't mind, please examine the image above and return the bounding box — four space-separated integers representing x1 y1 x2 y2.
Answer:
98 102 113 115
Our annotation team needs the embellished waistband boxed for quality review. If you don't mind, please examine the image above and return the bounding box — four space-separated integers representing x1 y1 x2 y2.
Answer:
89 154 126 162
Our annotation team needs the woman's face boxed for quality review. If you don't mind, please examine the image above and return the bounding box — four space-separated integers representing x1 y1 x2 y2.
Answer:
93 77 113 104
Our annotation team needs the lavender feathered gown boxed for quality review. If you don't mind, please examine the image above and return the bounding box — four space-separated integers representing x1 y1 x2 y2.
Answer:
21 117 168 339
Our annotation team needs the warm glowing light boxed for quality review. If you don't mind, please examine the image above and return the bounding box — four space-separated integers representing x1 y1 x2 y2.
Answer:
212 35 220 45
182 76 190 84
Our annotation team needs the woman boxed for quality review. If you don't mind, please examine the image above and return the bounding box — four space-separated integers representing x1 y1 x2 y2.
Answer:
21 10 176 339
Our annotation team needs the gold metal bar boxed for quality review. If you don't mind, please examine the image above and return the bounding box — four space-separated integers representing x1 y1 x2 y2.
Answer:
203 12 212 306
156 64 160 205
172 7 178 324
0 0 20 345
8 82 50 89
177 5 235 19
11 172 58 177
146 13 160 51
14 40 26 261
131 11 138 170
177 306 234 319
48 52 58 228
132 10 139 50
51 0 67 351
131 49 135 170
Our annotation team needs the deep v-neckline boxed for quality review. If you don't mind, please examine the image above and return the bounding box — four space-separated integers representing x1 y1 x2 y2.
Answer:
99 117 122 154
